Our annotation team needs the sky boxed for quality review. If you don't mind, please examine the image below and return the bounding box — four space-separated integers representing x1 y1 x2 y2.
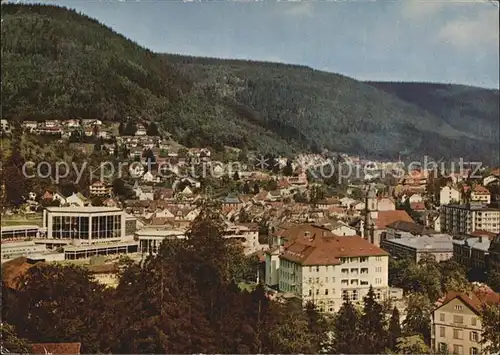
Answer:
16 0 500 89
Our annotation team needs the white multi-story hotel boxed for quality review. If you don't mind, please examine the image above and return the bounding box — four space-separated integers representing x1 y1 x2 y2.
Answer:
265 224 390 313
440 204 500 235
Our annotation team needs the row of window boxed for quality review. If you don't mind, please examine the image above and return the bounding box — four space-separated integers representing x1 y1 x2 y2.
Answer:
438 343 478 355
438 327 479 342
439 312 477 326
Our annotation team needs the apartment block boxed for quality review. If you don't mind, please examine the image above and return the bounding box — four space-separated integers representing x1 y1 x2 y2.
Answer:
265 224 389 313
440 204 500 235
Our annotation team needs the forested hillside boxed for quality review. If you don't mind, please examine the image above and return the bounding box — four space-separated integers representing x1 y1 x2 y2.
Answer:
368 82 500 153
2 3 499 162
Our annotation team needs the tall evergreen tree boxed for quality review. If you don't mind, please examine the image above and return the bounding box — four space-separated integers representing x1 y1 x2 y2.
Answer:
332 297 362 354
360 286 388 354
283 159 294 176
146 121 160 136
305 302 332 353
388 307 402 351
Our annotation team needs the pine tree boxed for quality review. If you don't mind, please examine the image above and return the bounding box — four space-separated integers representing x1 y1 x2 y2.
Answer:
305 302 332 353
283 159 294 176
233 171 240 181
388 307 402 351
253 183 260 194
360 286 388 354
333 297 362 354
146 122 160 136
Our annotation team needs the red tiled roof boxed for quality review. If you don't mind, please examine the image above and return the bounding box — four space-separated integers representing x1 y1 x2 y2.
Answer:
2 257 40 290
474 185 490 194
469 230 497 240
281 235 389 266
31 343 81 355
375 210 413 230
437 289 500 314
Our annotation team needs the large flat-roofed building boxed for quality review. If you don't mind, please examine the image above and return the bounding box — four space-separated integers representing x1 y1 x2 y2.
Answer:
381 233 454 263
43 207 125 244
453 235 493 271
440 204 500 235
1 241 47 263
1 225 42 241
135 228 187 255
64 242 138 260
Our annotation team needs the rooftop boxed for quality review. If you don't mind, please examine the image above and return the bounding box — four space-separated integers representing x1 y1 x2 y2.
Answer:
375 210 414 230
45 206 122 213
453 237 491 252
281 234 389 266
443 204 500 211
385 234 453 251
1 224 40 232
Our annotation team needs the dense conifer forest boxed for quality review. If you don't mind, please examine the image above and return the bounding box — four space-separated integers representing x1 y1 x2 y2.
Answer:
2 3 499 161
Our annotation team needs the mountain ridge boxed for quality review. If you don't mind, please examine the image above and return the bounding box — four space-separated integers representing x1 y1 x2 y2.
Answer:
1 3 499 164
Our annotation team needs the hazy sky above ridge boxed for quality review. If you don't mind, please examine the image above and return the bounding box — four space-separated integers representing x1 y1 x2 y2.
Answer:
17 0 500 89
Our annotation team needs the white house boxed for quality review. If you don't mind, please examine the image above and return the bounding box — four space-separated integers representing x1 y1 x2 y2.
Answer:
331 222 358 236
483 175 500 186
408 194 423 204
142 171 155 183
470 185 491 205
377 197 396 211
135 124 147 136
340 197 357 208
52 192 68 205
439 186 461 205
65 193 88 207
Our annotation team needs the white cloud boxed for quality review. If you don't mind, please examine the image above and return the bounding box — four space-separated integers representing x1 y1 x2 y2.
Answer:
435 8 499 49
284 2 314 18
400 0 445 19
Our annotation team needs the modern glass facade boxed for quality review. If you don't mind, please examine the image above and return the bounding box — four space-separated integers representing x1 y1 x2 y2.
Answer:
44 208 125 242
52 216 90 239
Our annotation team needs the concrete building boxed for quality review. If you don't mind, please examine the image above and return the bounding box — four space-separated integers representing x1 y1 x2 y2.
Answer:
432 289 500 355
223 223 261 255
43 206 125 243
1 241 47 263
440 186 461 206
42 207 138 260
1 225 41 241
488 234 500 275
440 204 500 235
135 227 187 255
265 224 390 313
381 234 454 263
453 236 491 271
